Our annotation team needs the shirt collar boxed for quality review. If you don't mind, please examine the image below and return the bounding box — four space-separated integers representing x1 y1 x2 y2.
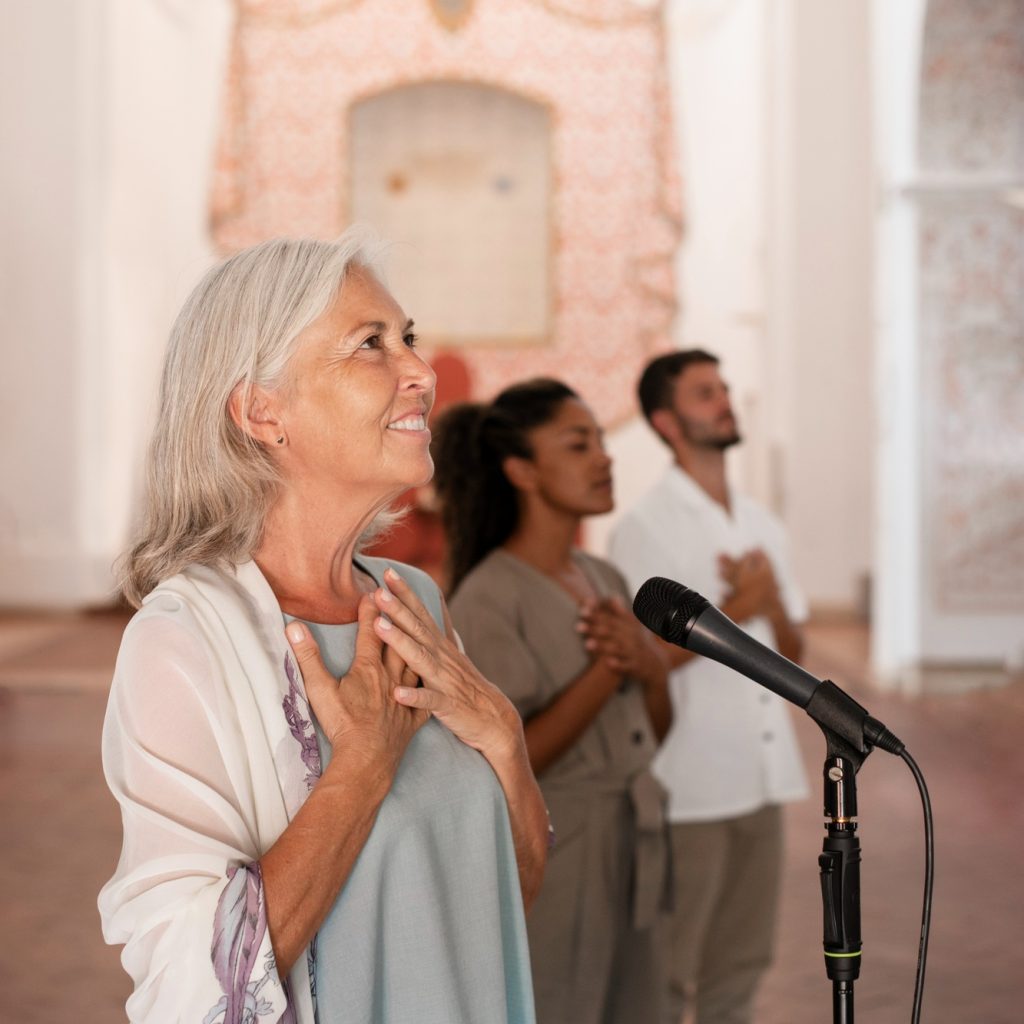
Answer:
665 463 734 517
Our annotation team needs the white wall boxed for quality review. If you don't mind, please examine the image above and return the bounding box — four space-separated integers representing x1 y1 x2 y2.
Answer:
591 0 774 557
592 0 875 618
0 0 231 607
769 0 873 612
870 0 927 680
871 0 1024 683
1 3 97 604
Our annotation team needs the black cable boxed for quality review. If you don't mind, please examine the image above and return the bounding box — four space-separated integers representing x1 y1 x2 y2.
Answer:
899 748 933 1024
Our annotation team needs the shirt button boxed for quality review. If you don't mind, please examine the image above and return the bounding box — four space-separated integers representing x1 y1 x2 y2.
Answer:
632 730 645 745
760 694 771 705
762 731 774 742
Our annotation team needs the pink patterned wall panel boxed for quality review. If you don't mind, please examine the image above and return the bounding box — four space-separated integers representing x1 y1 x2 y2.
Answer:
919 204 1024 611
210 0 682 425
918 0 1024 175
918 0 1024 614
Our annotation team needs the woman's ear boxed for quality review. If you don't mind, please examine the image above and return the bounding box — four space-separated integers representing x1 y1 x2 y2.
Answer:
228 382 285 447
502 454 537 493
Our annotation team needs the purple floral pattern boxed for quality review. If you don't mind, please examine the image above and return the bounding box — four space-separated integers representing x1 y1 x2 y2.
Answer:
282 653 321 792
205 863 279 1024
281 651 321 1017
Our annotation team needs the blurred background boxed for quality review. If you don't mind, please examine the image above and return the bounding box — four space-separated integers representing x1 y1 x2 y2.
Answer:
1 0 1022 1021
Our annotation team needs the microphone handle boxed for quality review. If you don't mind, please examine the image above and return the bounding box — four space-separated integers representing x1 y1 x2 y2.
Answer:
687 606 905 758
686 605 820 708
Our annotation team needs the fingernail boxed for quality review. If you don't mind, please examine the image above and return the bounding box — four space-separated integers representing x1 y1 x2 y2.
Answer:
378 587 392 603
394 686 411 699
377 615 392 630
384 567 400 582
286 622 306 644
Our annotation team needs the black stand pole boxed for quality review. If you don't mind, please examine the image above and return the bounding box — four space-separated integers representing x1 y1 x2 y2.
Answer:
802 679 902 1024
819 753 861 1024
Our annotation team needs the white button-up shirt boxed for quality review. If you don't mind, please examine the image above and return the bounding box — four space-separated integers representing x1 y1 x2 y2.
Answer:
609 466 809 823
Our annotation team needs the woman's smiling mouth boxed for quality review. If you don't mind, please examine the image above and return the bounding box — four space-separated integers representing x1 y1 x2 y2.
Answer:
387 414 428 432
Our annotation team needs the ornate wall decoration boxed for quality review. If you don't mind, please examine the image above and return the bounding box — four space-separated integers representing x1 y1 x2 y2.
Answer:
919 203 1024 611
917 0 1024 615
210 0 681 425
918 0 1024 176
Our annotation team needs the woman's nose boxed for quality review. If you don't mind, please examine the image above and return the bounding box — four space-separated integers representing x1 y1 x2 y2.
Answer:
399 348 437 392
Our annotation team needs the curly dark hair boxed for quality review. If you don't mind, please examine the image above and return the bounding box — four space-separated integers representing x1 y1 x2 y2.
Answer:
431 378 578 596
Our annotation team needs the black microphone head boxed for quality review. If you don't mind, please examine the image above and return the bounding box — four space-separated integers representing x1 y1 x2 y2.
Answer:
633 577 710 647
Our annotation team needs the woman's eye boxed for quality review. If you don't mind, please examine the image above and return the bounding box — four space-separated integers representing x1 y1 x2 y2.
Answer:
359 335 381 349
403 332 419 348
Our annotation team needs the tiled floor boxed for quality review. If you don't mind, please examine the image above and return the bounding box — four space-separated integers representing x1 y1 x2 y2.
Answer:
1 611 1022 1022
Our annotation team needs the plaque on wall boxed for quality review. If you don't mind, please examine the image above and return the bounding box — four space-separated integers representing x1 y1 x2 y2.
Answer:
350 81 552 348
210 0 681 426
430 0 474 31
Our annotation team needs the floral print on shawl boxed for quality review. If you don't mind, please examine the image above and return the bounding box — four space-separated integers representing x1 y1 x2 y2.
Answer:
281 650 320 1019
203 653 323 1024
282 653 321 792
205 862 294 1024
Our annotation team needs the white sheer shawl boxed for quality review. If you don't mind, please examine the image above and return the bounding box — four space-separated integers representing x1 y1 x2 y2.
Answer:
99 561 319 1023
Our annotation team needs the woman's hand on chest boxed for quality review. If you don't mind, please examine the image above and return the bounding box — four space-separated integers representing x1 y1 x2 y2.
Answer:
286 596 427 779
372 567 526 767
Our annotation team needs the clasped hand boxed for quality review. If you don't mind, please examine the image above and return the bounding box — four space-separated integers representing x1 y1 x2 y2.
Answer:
576 596 665 685
718 549 780 617
286 568 524 772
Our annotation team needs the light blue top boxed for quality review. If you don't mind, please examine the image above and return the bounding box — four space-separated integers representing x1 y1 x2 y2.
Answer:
289 557 535 1024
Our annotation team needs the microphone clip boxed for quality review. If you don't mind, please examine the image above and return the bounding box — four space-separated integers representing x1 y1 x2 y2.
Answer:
807 680 905 773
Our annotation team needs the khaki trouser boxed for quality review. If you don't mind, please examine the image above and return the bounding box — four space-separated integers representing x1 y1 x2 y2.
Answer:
663 804 783 1024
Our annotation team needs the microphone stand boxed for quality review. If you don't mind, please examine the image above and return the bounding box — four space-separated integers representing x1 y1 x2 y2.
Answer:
805 681 900 1024
629 579 919 1023
819 746 862 1023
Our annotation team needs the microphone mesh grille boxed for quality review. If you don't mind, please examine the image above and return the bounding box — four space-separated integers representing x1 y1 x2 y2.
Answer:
632 577 708 645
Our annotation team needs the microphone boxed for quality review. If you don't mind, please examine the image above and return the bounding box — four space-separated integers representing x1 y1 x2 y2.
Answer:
633 576 903 757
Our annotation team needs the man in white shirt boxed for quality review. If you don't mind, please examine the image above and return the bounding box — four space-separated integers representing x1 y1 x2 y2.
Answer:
609 350 809 1024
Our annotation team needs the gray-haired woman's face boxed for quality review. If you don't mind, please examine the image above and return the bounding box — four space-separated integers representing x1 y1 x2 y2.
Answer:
275 267 437 508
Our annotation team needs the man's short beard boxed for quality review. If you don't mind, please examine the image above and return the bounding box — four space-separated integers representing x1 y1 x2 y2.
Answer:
709 431 742 451
675 412 742 451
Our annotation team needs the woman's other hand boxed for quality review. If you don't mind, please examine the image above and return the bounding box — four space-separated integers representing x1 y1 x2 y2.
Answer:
372 567 548 907
286 595 427 777
371 568 525 767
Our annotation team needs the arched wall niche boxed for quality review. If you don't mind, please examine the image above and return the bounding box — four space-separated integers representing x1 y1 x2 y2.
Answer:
873 0 1024 685
348 80 553 349
210 0 682 427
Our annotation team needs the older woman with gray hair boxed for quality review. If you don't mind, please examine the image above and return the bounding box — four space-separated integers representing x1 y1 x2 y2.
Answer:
98 233 549 1024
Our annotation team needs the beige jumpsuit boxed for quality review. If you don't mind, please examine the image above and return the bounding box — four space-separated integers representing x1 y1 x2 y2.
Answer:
451 549 670 1024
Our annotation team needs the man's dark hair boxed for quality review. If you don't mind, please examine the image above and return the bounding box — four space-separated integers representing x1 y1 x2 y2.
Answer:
637 348 720 424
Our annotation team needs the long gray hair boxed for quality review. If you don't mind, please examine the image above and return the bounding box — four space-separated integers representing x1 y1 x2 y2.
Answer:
120 232 383 607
